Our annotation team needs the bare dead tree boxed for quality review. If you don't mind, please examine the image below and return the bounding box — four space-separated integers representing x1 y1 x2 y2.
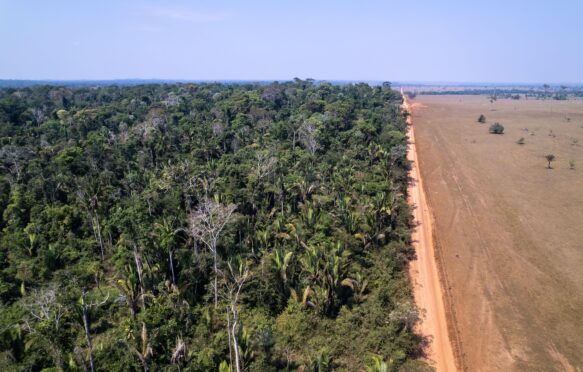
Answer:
76 289 109 372
0 145 34 183
24 286 66 329
254 150 278 181
299 121 319 155
23 285 67 368
30 106 47 125
133 244 147 311
382 144 407 179
188 198 237 308
289 118 303 151
76 188 105 261
222 258 250 372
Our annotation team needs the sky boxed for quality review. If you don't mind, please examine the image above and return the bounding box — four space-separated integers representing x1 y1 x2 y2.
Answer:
1 0 582 83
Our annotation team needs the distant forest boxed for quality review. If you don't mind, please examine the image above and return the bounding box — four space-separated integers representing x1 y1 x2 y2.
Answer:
408 85 583 99
0 81 428 371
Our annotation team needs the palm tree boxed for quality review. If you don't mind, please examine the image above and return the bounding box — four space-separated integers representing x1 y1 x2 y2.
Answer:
171 336 187 370
300 201 321 229
120 322 153 372
153 217 178 285
271 248 293 284
366 355 388 372
114 265 142 318
307 348 332 372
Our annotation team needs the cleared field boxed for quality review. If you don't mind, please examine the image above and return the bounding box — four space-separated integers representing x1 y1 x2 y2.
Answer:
411 95 583 371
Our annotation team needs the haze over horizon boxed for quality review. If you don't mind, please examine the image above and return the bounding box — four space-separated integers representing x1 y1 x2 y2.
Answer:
2 0 582 84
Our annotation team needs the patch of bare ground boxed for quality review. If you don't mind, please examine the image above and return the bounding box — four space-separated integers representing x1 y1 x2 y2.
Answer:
412 95 583 371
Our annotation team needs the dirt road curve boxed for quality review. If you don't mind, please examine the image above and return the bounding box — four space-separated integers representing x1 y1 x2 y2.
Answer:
403 91 457 372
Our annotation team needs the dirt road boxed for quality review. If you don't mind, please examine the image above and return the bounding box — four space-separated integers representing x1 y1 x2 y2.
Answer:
403 92 458 371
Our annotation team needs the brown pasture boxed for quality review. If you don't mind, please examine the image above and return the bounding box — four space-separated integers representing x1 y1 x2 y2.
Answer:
411 95 583 371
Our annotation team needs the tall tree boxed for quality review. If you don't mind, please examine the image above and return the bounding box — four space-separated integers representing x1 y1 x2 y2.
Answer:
188 198 236 308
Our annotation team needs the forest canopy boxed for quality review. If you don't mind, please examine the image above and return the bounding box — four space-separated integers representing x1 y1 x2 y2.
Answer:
0 81 426 371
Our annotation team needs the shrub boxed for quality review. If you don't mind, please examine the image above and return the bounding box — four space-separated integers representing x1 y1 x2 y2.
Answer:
489 122 504 134
569 160 575 170
516 137 525 145
477 114 486 123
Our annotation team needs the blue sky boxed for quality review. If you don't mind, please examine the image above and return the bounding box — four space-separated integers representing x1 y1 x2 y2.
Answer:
1 0 582 83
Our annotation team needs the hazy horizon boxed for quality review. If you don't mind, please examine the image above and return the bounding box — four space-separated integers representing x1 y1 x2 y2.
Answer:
2 0 582 83
2 78 583 86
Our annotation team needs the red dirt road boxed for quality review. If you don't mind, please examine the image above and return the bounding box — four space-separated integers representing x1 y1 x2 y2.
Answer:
403 93 458 371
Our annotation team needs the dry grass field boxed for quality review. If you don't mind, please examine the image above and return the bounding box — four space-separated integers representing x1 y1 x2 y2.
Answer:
411 95 583 371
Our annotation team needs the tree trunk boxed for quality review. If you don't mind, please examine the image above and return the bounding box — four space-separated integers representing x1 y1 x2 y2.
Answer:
169 248 176 285
193 239 199 256
226 307 233 369
133 245 146 311
213 249 218 308
51 344 63 370
231 306 242 372
82 306 95 372
137 353 149 372
94 212 105 260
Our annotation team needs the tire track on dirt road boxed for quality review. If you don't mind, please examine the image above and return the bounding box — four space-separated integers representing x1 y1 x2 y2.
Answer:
402 91 458 371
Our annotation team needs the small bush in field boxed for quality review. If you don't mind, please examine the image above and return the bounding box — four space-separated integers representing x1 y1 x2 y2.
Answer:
489 122 504 134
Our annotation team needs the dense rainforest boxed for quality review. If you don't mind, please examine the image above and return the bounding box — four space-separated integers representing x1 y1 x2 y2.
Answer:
0 80 427 371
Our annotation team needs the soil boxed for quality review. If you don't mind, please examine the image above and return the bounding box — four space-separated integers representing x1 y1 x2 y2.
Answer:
405 94 458 371
411 95 583 371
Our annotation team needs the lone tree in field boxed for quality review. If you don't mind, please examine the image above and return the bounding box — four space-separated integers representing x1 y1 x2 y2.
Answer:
188 198 237 308
477 114 486 123
545 154 556 169
489 122 505 134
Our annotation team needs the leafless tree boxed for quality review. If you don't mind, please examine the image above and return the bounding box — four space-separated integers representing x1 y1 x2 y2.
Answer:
77 289 109 372
133 244 147 310
188 198 236 308
76 187 105 260
288 117 304 150
24 286 66 329
212 122 225 137
23 285 67 367
0 145 34 183
299 121 319 155
254 150 277 181
30 106 47 125
222 258 250 372
388 301 420 331
163 93 180 108
386 144 407 178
